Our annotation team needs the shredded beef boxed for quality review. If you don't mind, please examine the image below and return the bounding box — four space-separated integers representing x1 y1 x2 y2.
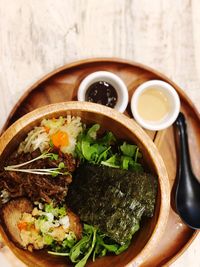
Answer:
0 150 78 204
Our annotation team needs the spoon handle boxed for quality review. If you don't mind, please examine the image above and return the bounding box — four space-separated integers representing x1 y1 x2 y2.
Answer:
175 112 192 175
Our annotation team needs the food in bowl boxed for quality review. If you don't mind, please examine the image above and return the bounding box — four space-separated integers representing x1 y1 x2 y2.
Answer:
77 71 129 112
131 80 180 131
0 114 157 267
85 81 118 108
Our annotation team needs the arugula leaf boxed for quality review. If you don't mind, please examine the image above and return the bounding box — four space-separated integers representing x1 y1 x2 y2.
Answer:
87 124 100 140
96 147 111 163
62 237 76 249
83 224 95 235
70 224 131 267
115 240 131 255
96 235 119 252
49 223 132 267
75 136 85 161
121 155 130 170
70 235 91 263
76 124 114 164
129 161 143 172
74 228 97 267
75 124 143 171
120 142 137 157
69 224 97 267
101 155 120 168
81 141 97 161
97 131 116 146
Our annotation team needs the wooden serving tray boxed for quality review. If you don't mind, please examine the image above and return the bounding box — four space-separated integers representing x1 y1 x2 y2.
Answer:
1 58 200 266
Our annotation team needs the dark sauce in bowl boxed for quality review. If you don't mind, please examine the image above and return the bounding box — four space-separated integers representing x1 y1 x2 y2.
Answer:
85 81 118 108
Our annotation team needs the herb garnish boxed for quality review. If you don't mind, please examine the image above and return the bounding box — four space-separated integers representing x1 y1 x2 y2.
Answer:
4 151 69 177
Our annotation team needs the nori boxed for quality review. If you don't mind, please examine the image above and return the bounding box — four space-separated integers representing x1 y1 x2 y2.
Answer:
66 164 158 245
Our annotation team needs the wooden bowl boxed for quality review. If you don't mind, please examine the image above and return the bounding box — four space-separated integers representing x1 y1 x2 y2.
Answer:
0 101 170 267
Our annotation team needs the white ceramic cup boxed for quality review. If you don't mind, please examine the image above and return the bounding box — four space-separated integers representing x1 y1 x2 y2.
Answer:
131 80 180 131
77 71 128 113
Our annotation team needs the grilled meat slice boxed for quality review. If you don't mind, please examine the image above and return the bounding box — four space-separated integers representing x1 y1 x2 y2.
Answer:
0 149 77 204
0 198 33 247
68 209 82 240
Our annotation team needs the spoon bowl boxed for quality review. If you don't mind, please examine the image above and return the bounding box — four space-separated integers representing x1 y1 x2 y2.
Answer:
175 112 200 229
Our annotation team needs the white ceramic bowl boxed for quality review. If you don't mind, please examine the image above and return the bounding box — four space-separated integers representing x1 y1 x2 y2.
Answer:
77 71 128 112
131 80 180 131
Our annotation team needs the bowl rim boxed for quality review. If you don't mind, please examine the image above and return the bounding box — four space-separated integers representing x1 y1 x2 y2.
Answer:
0 101 170 266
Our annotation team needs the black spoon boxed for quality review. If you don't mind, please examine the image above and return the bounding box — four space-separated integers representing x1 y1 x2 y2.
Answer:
175 112 200 229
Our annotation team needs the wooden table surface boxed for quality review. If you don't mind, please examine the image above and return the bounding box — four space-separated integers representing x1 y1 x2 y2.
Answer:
0 0 200 266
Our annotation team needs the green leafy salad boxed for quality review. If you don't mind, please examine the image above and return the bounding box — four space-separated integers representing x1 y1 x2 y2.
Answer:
75 123 143 171
0 116 157 267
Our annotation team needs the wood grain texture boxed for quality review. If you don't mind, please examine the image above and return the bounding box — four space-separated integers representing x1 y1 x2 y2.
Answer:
0 1 200 266
1 58 199 267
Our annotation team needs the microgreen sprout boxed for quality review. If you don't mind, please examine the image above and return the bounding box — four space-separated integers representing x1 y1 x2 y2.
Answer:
4 151 69 177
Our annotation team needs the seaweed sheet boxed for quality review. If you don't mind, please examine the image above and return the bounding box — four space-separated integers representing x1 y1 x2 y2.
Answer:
67 164 157 245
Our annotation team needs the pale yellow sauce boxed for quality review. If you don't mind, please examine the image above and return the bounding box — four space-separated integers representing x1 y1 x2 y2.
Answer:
137 88 170 121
